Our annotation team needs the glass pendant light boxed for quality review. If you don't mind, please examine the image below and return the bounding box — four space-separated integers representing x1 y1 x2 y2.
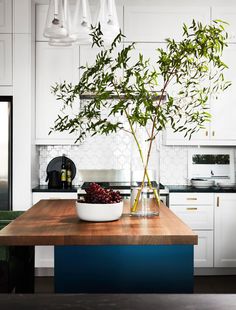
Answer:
70 0 92 45
48 0 76 46
44 0 68 39
95 0 120 44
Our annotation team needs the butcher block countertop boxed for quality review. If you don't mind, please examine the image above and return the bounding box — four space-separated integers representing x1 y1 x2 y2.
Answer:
0 199 197 246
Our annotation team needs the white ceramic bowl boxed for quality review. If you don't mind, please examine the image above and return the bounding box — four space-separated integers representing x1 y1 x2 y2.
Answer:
75 201 123 222
191 179 215 188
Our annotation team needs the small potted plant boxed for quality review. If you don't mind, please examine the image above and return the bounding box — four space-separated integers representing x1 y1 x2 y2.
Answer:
76 183 123 222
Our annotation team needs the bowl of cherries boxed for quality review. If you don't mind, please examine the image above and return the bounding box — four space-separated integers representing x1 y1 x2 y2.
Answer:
76 183 123 222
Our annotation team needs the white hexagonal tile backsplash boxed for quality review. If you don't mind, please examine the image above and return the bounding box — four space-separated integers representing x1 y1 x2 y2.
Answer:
38 134 236 186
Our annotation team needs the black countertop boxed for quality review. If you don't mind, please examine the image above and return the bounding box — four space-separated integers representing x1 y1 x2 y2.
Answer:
32 185 78 192
167 185 236 193
32 185 236 193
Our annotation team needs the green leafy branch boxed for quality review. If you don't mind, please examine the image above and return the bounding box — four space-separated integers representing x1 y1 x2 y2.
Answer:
50 20 231 211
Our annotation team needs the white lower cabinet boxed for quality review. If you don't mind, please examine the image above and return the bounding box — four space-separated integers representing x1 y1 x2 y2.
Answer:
170 192 236 269
32 192 77 269
193 230 213 268
169 193 214 268
214 194 236 267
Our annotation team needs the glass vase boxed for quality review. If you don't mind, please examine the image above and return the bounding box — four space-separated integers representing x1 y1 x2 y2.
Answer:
130 126 161 217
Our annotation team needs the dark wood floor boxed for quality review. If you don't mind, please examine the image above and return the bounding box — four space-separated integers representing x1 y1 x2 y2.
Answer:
34 276 236 294
194 276 236 293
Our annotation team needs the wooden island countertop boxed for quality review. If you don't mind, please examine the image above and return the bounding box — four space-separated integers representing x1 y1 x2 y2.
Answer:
0 199 197 246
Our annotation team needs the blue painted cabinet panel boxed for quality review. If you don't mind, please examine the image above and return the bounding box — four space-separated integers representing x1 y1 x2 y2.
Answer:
55 245 193 293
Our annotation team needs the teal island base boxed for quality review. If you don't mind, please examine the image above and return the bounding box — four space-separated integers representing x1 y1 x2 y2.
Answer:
54 245 194 293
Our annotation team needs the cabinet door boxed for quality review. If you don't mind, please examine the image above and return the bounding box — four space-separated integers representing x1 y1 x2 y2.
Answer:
79 45 102 78
164 44 236 146
164 126 210 146
210 45 236 143
0 0 12 33
36 4 48 41
124 5 210 42
79 44 123 81
0 34 12 85
212 7 236 43
215 194 236 267
194 230 213 268
35 42 80 144
123 42 166 89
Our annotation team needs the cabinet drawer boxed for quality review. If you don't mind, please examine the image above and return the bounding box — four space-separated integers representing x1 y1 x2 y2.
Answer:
33 192 77 204
169 193 214 206
170 205 213 230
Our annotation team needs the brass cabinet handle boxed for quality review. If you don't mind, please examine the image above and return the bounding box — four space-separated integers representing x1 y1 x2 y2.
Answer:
186 198 197 201
212 131 215 137
217 196 220 207
186 207 198 211
206 130 208 136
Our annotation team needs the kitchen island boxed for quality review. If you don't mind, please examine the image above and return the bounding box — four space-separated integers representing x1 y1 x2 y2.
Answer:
0 199 197 293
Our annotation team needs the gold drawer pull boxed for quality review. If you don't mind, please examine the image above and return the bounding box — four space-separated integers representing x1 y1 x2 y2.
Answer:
186 198 197 201
186 207 198 211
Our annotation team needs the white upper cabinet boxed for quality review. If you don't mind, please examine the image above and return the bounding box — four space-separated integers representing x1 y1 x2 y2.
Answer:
0 0 12 85
164 125 211 146
210 44 236 143
124 42 165 67
123 42 165 88
212 7 236 43
80 43 124 82
124 5 210 42
35 4 48 41
164 44 236 146
0 0 12 33
35 42 80 144
0 34 12 85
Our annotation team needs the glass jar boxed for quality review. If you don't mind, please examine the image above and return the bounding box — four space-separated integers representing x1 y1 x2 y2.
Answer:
130 126 161 217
